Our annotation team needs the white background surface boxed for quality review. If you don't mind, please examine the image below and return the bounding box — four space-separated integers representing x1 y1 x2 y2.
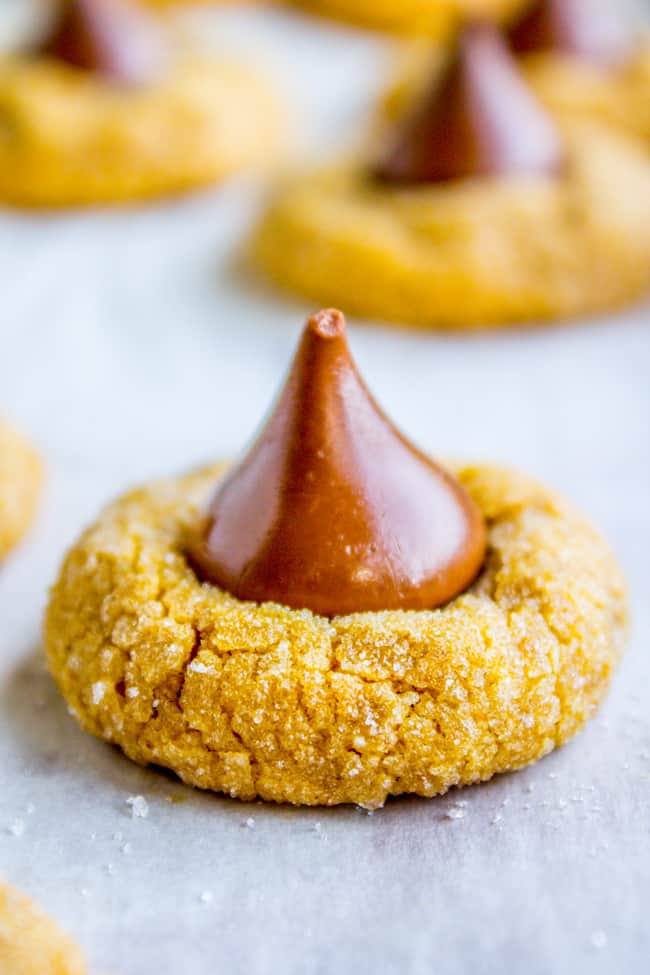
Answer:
0 7 649 974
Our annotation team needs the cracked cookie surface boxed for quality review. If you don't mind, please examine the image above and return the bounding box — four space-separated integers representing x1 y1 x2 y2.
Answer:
0 881 86 975
0 56 282 206
0 420 42 561
45 463 626 808
252 122 650 329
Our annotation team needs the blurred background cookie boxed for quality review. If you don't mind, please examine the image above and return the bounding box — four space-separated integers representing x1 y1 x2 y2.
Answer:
0 880 86 975
383 0 650 147
0 420 42 561
286 0 526 37
509 0 650 146
252 24 650 329
0 0 284 206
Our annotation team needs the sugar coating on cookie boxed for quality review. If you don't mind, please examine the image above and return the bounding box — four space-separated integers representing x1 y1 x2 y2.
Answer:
252 122 650 329
45 463 626 808
0 55 283 206
0 420 42 560
0 881 86 975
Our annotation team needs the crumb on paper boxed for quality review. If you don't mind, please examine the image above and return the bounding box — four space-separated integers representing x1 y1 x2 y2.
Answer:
8 818 25 837
126 795 149 819
242 817 255 829
200 891 213 904
444 806 466 821
590 930 608 949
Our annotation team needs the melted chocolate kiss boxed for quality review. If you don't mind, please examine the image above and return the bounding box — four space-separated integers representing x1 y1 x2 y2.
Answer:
189 310 487 617
41 0 170 85
376 22 565 185
508 0 634 67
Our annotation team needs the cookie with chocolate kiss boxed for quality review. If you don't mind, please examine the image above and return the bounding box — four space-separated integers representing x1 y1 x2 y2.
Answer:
508 0 634 68
0 0 283 205
46 310 627 808
252 23 650 328
507 0 650 149
42 0 171 85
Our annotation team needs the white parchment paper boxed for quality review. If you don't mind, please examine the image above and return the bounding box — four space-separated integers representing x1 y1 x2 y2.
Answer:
0 9 648 974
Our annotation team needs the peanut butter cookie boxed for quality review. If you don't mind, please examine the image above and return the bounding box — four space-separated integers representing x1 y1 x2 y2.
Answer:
45 461 626 808
287 0 525 37
252 26 650 329
0 881 86 975
0 420 42 561
507 0 650 147
45 310 626 808
0 0 283 206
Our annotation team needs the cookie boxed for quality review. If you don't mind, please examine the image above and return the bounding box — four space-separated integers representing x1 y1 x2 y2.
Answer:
45 310 626 809
0 0 283 206
252 26 650 329
287 0 525 37
0 881 86 975
0 420 42 561
44 461 627 809
521 43 650 142
384 3 650 144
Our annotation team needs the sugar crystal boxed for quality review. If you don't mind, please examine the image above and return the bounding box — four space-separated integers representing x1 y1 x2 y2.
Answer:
9 818 25 837
126 795 149 819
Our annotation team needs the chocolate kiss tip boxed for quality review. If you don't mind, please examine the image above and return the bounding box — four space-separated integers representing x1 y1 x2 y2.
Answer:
307 308 346 339
41 0 169 85
189 310 487 617
376 21 565 186
508 0 634 67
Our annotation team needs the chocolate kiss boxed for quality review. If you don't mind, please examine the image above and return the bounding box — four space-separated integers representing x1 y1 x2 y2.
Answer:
41 0 170 85
508 0 634 67
189 310 487 617
376 22 565 185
